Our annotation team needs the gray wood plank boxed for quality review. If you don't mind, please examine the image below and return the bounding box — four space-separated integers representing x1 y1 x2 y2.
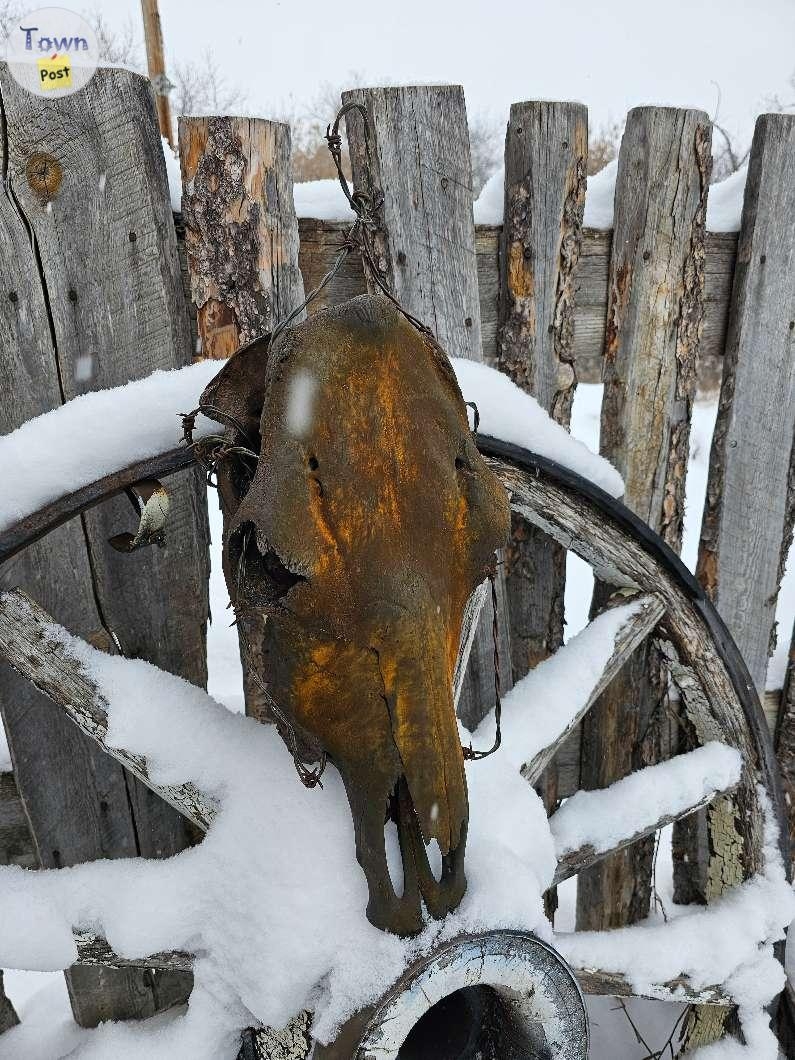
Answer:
342 84 512 728
342 85 483 362
697 113 795 696
295 220 737 388
697 116 795 890
0 63 205 1024
0 771 36 869
576 107 712 932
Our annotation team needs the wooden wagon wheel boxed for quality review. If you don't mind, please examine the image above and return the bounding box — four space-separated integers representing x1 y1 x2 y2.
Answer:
0 417 788 1058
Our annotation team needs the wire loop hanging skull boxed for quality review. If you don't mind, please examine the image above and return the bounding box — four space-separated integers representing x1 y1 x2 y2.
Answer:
199 294 510 936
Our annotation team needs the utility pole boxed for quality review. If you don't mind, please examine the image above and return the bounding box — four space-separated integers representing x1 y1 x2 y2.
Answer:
140 0 175 149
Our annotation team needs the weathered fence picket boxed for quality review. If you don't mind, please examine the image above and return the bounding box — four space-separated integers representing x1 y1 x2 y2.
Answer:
695 114 795 859
179 116 304 362
178 115 304 723
577 106 712 932
497 102 587 692
342 84 514 728
495 103 587 916
0 64 208 1026
697 113 795 693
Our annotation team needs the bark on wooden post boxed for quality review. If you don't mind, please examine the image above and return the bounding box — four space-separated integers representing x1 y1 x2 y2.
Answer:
342 84 513 726
576 107 711 931
693 113 795 858
179 116 305 362
0 64 208 1025
179 115 304 721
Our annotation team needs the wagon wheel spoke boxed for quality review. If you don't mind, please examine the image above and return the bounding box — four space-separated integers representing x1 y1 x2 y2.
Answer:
520 592 666 786
549 744 740 886
567 966 732 1007
0 586 218 833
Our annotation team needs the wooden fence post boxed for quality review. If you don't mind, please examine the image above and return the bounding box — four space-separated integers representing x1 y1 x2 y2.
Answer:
576 107 711 931
692 113 795 869
141 0 175 149
342 83 513 726
179 116 304 361
0 64 208 1026
179 115 304 720
496 102 587 918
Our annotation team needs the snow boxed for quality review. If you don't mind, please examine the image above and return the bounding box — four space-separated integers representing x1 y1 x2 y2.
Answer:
293 178 355 221
550 742 742 858
583 160 618 229
0 361 220 535
162 138 183 213
452 357 624 497
470 600 647 772
474 158 748 233
0 605 555 1056
556 793 794 1060
769 547 795 690
472 166 503 225
706 166 748 234
0 352 621 539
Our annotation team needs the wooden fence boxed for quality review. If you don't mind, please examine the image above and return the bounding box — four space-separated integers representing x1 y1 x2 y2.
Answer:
1 63 794 1041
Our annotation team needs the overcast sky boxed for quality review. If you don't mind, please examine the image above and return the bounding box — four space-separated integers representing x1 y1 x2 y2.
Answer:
94 0 794 150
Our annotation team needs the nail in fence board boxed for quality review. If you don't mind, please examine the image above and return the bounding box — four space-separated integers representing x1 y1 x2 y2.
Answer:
342 83 513 726
576 107 711 933
0 64 208 1025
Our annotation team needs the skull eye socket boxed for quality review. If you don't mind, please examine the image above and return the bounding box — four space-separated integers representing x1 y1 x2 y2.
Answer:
308 455 319 471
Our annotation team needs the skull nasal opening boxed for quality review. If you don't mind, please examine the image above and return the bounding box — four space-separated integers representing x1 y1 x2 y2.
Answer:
228 521 306 608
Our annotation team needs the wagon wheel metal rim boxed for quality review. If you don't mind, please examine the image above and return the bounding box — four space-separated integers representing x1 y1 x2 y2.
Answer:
0 430 787 1054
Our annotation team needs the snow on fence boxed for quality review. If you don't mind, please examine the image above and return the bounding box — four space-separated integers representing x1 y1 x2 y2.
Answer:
0 60 794 1056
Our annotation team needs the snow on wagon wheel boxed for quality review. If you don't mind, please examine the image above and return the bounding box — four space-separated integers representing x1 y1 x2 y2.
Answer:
0 357 790 1060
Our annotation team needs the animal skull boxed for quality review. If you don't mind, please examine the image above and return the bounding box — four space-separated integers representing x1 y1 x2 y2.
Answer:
200 294 510 936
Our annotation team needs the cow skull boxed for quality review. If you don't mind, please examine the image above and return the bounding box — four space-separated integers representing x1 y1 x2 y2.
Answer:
199 294 510 936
